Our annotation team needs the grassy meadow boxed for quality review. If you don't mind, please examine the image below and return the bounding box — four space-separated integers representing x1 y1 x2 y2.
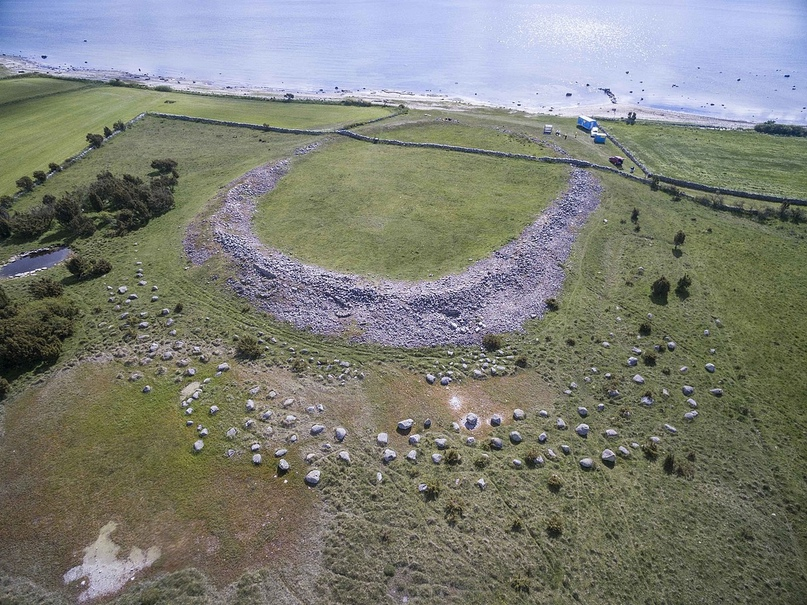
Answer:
0 77 806 604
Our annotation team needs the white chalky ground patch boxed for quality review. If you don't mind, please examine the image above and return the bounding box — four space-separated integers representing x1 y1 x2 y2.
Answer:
449 395 462 411
63 521 161 602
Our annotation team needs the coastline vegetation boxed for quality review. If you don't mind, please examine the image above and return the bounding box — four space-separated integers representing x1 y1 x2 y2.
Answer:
0 75 805 604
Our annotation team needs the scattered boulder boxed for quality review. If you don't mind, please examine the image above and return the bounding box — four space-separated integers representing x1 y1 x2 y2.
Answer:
640 396 654 407
425 374 436 384
687 398 698 408
601 449 616 464
682 385 695 396
252 454 262 465
338 451 351 464
664 424 678 434
245 399 255 411
684 411 698 421
226 427 237 439
281 415 297 427
556 418 567 430
513 409 526 421
464 413 479 429
561 444 571 455
680 366 689 374
382 449 397 463
409 434 421 445
278 458 290 472
466 436 476 446
705 363 715 373
310 424 326 436
335 427 347 442
618 446 631 457
490 437 503 450
605 429 618 438
397 419 415 431
546 448 557 460
377 432 388 446
577 406 588 418
424 419 432 429
435 438 448 450
440 376 451 386
275 448 288 457
476 478 487 490
217 362 230 372
142 385 152 393
490 414 503 427
406 450 417 461
579 457 594 470
667 341 676 351
193 440 204 452
710 388 723 397
538 432 547 443
512 459 523 468
509 431 523 444
304 470 321 486
627 357 638 367
632 374 645 384
575 423 590 437
431 453 443 464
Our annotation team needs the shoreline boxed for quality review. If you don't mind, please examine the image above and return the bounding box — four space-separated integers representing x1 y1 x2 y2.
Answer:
1 54 757 130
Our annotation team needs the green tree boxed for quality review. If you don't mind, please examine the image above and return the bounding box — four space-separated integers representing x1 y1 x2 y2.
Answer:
103 126 113 138
48 162 62 173
676 274 692 296
0 284 9 309
86 133 104 148
28 277 64 299
0 195 13 209
113 120 126 132
651 276 671 299
150 158 178 174
673 230 686 249
33 170 47 184
8 205 54 238
16 176 35 192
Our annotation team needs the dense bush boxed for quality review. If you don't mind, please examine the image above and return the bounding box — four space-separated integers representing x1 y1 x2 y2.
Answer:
65 254 112 279
151 158 178 174
28 277 64 299
547 473 563 492
676 274 692 296
32 170 47 184
651 276 670 299
546 513 564 537
16 175 35 192
545 298 559 311
48 162 62 173
754 121 807 137
8 205 54 238
103 126 113 138
113 120 126 132
482 333 503 352
86 133 104 148
236 334 263 359
0 284 9 309
0 298 79 370
0 376 9 400
0 195 13 209
674 230 686 249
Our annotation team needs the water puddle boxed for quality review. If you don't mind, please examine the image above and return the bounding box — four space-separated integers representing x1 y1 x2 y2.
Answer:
0 246 70 278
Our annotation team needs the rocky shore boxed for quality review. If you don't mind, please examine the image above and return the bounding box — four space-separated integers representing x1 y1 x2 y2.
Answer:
185 153 602 348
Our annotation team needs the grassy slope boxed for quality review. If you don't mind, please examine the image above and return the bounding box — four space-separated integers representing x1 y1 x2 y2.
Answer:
607 121 807 199
253 137 568 280
0 77 393 197
0 92 805 604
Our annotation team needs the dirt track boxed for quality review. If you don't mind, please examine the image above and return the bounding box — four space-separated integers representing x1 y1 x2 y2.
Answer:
185 154 602 347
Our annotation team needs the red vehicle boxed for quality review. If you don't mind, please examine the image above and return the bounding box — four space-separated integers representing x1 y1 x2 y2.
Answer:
608 156 624 168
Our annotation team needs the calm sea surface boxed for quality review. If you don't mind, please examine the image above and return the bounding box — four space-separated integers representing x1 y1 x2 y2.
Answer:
1 0 805 123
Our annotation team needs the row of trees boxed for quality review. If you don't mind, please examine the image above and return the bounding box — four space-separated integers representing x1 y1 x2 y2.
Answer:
0 160 179 240
754 121 806 138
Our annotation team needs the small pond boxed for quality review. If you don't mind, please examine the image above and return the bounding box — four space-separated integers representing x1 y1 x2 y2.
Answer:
0 247 71 279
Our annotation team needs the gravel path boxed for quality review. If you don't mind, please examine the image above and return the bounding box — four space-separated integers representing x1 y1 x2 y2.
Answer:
186 153 602 347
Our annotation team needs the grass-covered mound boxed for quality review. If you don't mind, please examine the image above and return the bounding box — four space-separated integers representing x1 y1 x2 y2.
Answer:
252 138 568 280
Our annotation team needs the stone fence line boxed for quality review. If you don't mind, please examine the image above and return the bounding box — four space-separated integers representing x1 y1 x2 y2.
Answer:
9 110 805 208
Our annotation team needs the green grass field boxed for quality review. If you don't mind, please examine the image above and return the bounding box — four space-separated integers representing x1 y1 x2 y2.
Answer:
1 79 806 604
607 121 807 199
0 76 394 197
253 137 568 280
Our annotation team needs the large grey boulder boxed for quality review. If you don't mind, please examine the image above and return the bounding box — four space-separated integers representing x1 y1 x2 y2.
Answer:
557 418 567 430
509 431 523 444
632 374 645 384
382 449 397 463
705 363 716 373
409 434 421 445
605 429 619 438
304 469 321 486
682 385 695 396
490 414 503 427
278 458 290 472
440 376 451 386
601 449 617 464
310 424 326 436
406 450 417 461
577 406 588 418
338 451 351 464
464 413 479 429
579 457 594 470
397 419 415 431
335 427 347 442
431 453 443 464
435 438 448 450
425 374 436 384
252 454 262 465
217 362 230 372
513 409 526 421
377 432 388 446
664 423 678 434
575 423 590 437
710 388 723 397
193 440 204 452
490 437 503 450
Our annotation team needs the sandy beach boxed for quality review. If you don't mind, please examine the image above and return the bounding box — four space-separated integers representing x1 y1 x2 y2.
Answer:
1 54 756 130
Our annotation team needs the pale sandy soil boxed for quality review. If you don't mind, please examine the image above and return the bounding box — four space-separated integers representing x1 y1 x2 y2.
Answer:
1 54 755 129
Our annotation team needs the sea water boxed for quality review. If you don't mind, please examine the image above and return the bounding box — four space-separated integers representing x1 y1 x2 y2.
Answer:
1 0 805 123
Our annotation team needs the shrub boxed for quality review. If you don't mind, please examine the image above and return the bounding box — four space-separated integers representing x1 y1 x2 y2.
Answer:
422 481 440 501
0 376 9 400
16 175 35 192
676 274 692 295
510 575 531 593
546 513 564 537
0 298 79 370
151 158 178 174
547 473 563 492
651 276 670 299
89 258 112 276
444 449 461 465
631 207 639 223
28 277 64 299
482 333 502 352
41 194 56 206
174 302 184 313
0 195 13 209
113 120 126 132
33 170 47 184
153 85 173 92
545 297 559 311
639 321 652 335
642 352 657 366
236 334 263 359
515 354 528 368
103 126 113 138
673 230 686 248
9 205 54 238
444 498 464 524
473 455 489 469
65 254 91 278
48 162 62 173
86 133 104 148
642 440 659 461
